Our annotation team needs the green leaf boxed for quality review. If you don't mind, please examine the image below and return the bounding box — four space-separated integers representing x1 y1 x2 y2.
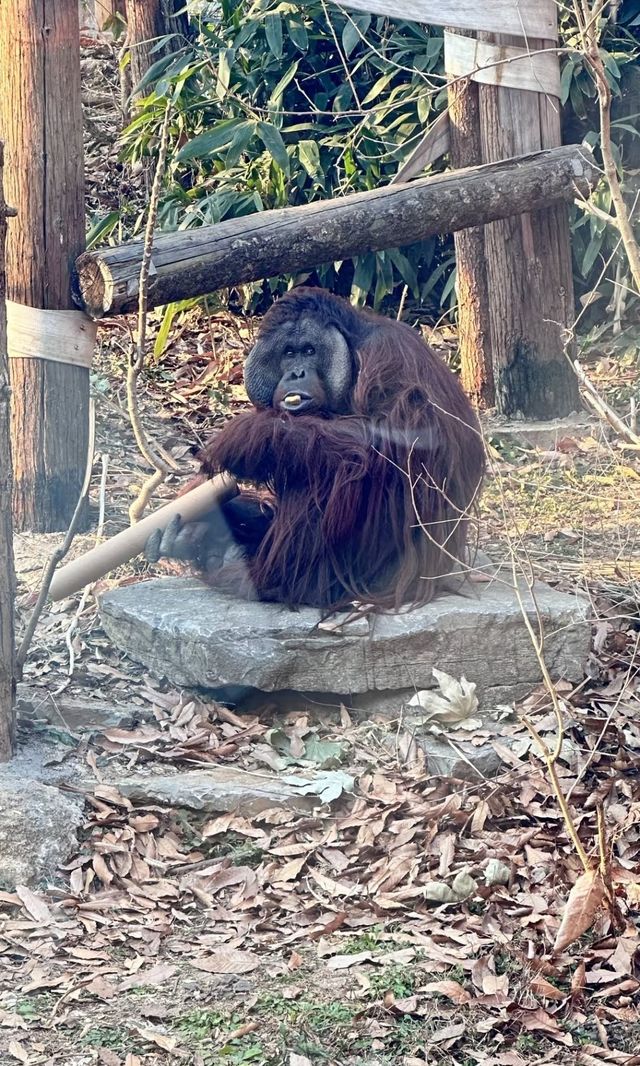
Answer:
216 47 235 100
131 51 176 96
287 16 308 52
559 59 575 106
342 18 361 57
387 248 419 296
268 59 299 109
440 263 457 307
361 70 395 105
86 210 120 250
351 253 376 305
225 120 257 168
264 13 283 60
176 119 243 161
154 300 192 360
257 120 290 175
297 139 322 181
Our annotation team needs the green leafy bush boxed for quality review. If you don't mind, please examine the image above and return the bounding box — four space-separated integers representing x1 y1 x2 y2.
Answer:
120 0 451 309
113 0 640 325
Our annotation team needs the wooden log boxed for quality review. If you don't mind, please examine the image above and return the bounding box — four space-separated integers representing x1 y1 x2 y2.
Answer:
477 32 579 418
76 145 598 319
0 0 90 532
0 144 16 759
49 473 238 602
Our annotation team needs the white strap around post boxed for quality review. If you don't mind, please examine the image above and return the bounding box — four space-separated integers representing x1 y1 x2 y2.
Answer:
6 300 97 369
444 31 561 98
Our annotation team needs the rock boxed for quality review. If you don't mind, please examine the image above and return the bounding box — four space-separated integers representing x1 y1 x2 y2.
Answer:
0 780 83 889
16 684 139 733
487 412 597 450
100 575 589 706
414 733 508 781
111 766 326 815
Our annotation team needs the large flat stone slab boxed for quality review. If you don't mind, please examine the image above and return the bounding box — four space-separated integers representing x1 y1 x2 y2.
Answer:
107 768 327 815
100 576 589 704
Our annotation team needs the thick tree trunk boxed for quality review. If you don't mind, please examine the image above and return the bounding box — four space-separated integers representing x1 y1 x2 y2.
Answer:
447 36 494 407
75 145 599 319
0 0 90 532
127 0 189 94
0 145 16 760
477 34 579 419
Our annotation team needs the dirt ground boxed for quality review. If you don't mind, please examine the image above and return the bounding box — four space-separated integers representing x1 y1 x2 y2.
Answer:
1 30 639 1066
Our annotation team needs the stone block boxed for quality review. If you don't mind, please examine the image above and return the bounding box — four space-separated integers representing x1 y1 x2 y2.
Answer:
111 767 322 815
100 575 589 707
0 780 83 889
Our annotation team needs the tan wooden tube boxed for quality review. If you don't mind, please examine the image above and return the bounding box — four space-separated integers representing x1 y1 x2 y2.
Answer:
49 473 238 602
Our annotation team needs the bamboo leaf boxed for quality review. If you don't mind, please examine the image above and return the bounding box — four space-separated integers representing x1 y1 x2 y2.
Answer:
176 119 243 161
257 121 290 175
265 13 283 60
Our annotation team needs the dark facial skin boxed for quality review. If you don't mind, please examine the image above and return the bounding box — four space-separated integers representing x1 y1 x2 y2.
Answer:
272 340 328 415
244 315 354 415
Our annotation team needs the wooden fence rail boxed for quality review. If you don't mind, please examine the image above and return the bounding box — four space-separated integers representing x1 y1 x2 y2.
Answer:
75 146 597 319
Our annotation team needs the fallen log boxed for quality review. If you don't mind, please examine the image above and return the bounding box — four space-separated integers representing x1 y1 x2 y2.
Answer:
76 145 597 318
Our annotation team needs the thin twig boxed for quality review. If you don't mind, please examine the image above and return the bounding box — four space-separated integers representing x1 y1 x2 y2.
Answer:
521 712 591 874
64 453 110 676
16 402 97 675
573 358 640 446
126 99 179 524
575 0 640 294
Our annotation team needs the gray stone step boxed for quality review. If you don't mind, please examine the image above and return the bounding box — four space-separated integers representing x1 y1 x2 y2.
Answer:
99 574 589 708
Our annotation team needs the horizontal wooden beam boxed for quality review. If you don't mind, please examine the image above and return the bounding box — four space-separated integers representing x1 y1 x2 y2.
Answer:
75 145 596 319
331 0 558 40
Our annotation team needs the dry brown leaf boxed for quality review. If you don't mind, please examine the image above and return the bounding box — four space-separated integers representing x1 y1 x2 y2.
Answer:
93 853 114 885
571 960 587 996
121 964 177 990
135 1027 179 1052
389 994 419 1014
518 1007 573 1044
102 726 162 745
15 884 51 924
430 1021 466 1043
0 1011 27 1030
553 869 606 954
85 976 119 999
274 855 308 882
421 980 471 1004
190 948 261 974
326 951 373 970
130 814 160 832
310 869 362 897
7 1042 29 1064
97 1050 121 1066
530 975 566 1001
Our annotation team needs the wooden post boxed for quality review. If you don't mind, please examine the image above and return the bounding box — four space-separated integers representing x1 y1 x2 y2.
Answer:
95 0 125 30
0 0 91 532
0 144 16 760
476 31 580 419
447 31 494 407
127 0 189 93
